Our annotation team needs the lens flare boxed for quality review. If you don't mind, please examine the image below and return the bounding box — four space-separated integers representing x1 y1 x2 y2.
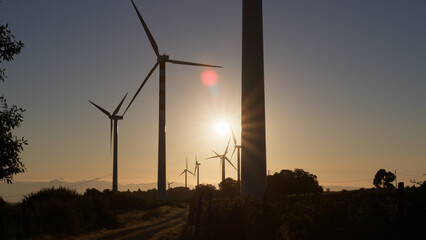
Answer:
201 70 218 86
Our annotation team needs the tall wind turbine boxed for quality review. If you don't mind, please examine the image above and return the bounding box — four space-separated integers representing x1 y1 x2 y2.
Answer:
194 155 201 187
127 0 222 201
89 93 128 193
206 140 236 183
179 158 194 188
241 0 267 201
230 129 241 183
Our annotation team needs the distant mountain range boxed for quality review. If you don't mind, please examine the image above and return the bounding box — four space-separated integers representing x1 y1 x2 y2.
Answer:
1 180 360 203
323 185 361 192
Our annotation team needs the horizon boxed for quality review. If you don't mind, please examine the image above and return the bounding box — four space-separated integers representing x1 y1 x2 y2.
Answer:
1 1 426 191
0 176 364 203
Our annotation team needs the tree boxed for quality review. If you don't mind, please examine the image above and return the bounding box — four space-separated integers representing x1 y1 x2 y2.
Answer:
1 24 24 82
219 178 239 198
267 168 323 200
373 169 395 189
0 97 27 183
1 23 26 183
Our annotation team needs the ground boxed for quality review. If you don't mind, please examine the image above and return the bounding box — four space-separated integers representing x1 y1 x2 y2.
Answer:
75 206 187 240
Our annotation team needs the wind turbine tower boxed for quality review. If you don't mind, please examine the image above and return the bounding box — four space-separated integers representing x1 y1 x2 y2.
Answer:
230 129 242 183
241 0 267 201
179 158 194 188
194 155 201 187
128 0 222 200
89 93 128 193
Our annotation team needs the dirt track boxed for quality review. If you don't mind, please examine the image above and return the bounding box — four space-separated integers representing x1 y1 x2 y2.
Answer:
78 207 187 240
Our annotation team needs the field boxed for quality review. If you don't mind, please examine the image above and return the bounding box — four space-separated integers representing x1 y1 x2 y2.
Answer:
1 183 425 240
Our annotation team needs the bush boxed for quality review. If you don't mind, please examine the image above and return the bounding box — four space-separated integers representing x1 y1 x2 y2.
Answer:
1 187 118 239
181 187 426 240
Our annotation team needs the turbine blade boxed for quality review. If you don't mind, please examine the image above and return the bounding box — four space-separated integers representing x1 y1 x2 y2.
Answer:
168 59 222 68
89 101 111 118
232 129 237 145
130 0 160 57
187 170 195 176
225 157 237 170
205 155 219 160
224 139 230 155
230 147 236 161
179 170 185 177
123 62 159 115
212 150 221 157
113 92 128 116
186 157 188 169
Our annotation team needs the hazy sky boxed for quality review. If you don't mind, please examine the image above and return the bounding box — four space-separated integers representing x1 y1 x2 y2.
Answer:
1 0 426 189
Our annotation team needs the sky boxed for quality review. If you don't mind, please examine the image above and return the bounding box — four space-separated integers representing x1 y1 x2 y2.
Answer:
1 0 426 189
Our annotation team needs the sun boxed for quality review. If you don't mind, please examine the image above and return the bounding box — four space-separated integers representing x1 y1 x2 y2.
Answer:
213 119 230 137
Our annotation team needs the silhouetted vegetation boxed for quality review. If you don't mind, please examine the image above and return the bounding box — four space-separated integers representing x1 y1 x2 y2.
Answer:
2 169 425 239
219 177 239 198
0 187 117 239
373 169 396 189
167 186 192 202
0 23 27 184
178 169 425 239
267 169 323 200
0 24 24 82
181 185 426 240
0 187 182 239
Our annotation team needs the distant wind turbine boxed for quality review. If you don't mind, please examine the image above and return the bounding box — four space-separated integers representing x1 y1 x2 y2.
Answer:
230 129 241 183
194 155 201 187
206 140 236 182
179 158 195 188
167 180 175 190
126 0 222 201
89 93 128 192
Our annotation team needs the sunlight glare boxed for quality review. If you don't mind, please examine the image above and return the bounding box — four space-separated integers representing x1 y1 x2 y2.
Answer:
213 119 230 137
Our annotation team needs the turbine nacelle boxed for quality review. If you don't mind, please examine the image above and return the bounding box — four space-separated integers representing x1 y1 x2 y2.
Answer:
110 115 124 120
157 54 169 62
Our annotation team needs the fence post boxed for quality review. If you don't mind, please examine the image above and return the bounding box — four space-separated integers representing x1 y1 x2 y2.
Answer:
397 182 405 237
263 192 270 239
194 190 204 240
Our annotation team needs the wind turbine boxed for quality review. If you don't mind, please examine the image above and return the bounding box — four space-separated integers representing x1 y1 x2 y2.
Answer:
179 158 194 188
167 180 175 190
89 93 128 193
206 140 236 183
194 155 201 187
230 129 241 183
241 0 267 201
125 0 222 201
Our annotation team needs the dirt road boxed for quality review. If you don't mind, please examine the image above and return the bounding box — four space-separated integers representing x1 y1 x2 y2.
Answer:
78 207 187 240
